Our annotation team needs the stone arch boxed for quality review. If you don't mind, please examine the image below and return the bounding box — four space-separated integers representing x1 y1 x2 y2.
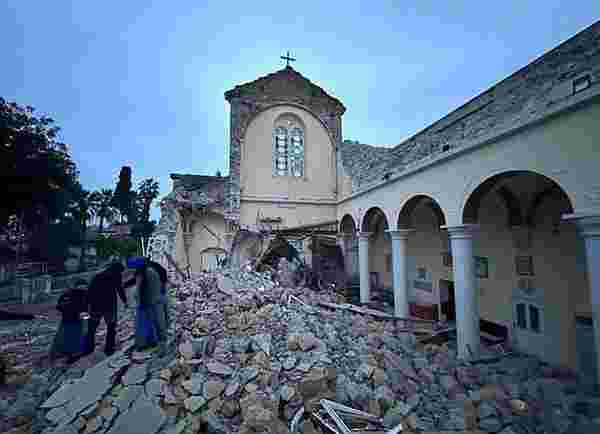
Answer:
462 170 574 225
340 214 357 234
242 103 336 151
361 207 389 233
526 184 574 228
397 195 447 230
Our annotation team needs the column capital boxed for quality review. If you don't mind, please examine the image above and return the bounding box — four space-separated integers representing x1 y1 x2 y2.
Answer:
563 213 600 239
442 224 480 239
358 232 372 241
183 232 194 248
386 229 415 240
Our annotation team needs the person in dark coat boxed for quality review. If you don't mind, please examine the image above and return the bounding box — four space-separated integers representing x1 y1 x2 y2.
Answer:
50 279 88 364
84 262 128 356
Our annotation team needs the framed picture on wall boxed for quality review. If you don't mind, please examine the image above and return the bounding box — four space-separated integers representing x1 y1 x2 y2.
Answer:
475 256 489 279
516 255 534 276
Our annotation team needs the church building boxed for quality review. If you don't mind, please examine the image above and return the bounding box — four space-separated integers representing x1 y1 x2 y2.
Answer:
152 21 600 383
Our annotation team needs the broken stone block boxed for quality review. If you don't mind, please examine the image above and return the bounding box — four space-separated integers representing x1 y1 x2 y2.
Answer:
190 336 215 357
479 416 503 432
178 342 194 360
282 356 297 370
84 416 103 434
368 399 382 418
372 367 386 386
206 361 233 376
224 380 240 397
159 369 172 382
244 383 258 393
251 333 272 355
478 401 497 419
220 399 240 418
287 334 302 351
184 396 207 413
464 399 478 430
279 385 296 402
203 380 226 400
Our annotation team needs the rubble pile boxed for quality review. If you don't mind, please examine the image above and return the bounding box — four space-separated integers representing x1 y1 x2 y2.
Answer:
34 267 600 434
162 269 600 434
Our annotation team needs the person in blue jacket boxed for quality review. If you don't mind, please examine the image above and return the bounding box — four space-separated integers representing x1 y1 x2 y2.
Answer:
125 257 168 356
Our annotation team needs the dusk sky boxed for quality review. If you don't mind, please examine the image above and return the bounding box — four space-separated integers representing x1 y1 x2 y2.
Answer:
3 1 599 221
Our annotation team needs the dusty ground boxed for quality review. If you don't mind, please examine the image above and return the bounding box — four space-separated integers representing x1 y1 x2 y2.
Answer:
0 284 139 433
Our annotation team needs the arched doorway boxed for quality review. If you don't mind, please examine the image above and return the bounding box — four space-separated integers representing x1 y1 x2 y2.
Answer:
397 195 448 321
462 170 585 371
362 207 391 302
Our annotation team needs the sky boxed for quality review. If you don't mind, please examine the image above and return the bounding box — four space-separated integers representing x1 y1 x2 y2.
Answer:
3 1 599 222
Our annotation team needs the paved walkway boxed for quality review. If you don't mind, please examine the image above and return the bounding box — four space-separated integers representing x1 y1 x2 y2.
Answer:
0 279 160 433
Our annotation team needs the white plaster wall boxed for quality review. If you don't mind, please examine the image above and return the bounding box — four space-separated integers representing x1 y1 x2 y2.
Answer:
242 106 337 197
175 212 228 274
240 104 339 229
337 101 600 227
406 202 448 306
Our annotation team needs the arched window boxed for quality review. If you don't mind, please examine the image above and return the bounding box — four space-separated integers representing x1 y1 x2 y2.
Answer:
273 126 289 176
273 116 304 177
289 127 304 177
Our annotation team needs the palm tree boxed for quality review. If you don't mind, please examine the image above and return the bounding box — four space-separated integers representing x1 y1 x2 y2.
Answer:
71 186 94 271
95 189 116 233
88 191 102 229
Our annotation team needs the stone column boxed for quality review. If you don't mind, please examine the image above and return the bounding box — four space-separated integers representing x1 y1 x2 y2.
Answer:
337 233 352 275
563 213 600 382
443 224 480 360
183 232 194 276
358 232 372 304
223 232 235 253
388 229 414 318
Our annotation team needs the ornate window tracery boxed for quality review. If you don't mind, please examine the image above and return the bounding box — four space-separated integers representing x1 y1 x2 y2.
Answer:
273 115 304 177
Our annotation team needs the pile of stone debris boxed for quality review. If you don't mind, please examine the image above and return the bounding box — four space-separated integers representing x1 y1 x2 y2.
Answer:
36 266 600 434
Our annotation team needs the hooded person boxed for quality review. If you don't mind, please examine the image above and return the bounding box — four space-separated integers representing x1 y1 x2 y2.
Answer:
125 257 168 356
50 279 89 364
84 262 128 356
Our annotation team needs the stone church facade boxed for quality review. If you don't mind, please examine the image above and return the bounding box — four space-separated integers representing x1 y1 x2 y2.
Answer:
154 21 600 381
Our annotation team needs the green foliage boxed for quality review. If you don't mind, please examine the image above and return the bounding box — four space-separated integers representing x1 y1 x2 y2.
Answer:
132 178 160 255
1 97 79 228
92 189 116 232
111 166 135 223
95 235 138 259
44 220 82 271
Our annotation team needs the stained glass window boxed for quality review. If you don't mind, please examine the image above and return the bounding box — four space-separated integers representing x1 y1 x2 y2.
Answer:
289 127 304 177
273 121 304 177
274 127 289 176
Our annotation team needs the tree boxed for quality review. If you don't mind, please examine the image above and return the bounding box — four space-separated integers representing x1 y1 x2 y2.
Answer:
111 166 134 224
93 189 116 233
131 178 160 256
70 184 94 271
1 97 79 267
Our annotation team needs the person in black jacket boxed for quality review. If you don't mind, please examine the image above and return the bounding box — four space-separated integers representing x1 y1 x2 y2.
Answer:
49 279 88 364
84 262 128 356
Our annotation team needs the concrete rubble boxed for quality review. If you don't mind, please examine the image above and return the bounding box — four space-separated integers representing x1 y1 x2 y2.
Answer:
22 266 600 434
